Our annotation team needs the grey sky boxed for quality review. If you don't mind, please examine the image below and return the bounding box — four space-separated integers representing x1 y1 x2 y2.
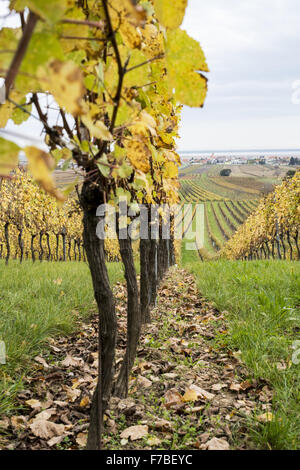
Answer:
1 0 300 151
179 0 300 150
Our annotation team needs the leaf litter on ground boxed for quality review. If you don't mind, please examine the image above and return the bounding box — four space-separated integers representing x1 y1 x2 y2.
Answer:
0 268 273 450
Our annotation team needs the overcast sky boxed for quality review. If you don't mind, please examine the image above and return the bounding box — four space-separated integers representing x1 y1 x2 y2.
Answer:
1 0 300 152
179 0 300 151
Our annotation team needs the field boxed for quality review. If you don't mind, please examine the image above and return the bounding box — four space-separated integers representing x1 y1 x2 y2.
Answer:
180 164 289 200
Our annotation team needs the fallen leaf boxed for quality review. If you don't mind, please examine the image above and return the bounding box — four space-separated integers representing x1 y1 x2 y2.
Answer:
10 416 27 430
34 356 49 369
211 383 227 391
29 419 65 439
257 412 274 423
137 375 152 388
25 399 42 410
65 387 81 402
47 435 65 447
0 417 10 430
79 396 90 408
229 383 242 392
120 425 148 441
76 432 87 447
182 388 198 402
164 389 183 408
189 384 215 401
206 437 230 450
147 436 161 446
34 408 56 421
153 419 172 432
61 354 83 368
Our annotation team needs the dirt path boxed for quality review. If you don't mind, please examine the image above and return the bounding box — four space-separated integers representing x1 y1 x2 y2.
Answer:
0 267 272 450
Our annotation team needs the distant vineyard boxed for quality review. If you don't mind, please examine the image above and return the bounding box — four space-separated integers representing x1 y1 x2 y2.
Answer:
0 170 120 263
178 177 259 259
223 172 300 260
180 179 225 202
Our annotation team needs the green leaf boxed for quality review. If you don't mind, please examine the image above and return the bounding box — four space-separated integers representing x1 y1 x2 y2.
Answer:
11 99 32 125
117 161 133 179
97 155 111 178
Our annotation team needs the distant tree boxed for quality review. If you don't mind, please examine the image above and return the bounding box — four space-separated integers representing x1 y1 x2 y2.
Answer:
286 170 296 178
289 157 296 166
220 169 232 176
289 157 300 166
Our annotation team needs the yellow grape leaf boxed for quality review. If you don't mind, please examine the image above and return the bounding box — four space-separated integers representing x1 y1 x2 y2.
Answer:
0 100 14 128
153 0 188 30
166 29 209 107
38 60 85 116
163 161 178 179
124 137 151 173
122 48 151 88
108 0 146 48
172 70 207 108
129 110 157 137
0 137 20 174
24 146 65 201
14 0 68 24
81 116 113 141
141 23 164 59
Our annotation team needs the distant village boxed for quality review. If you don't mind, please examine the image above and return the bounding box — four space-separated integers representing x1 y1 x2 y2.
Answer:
180 154 300 167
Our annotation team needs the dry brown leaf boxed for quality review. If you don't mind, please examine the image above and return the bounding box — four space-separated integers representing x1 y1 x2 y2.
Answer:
34 408 57 421
29 419 65 439
0 417 10 430
137 375 152 388
189 384 215 401
61 355 83 367
229 383 242 392
25 399 42 410
65 386 81 402
206 437 230 450
120 425 148 441
153 418 172 432
164 388 183 408
211 383 227 391
47 435 65 447
11 416 27 430
76 432 88 447
79 396 90 408
147 436 162 446
34 356 49 369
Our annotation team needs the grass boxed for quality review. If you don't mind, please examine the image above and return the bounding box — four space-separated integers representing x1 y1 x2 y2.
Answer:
0 259 124 414
182 250 300 450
